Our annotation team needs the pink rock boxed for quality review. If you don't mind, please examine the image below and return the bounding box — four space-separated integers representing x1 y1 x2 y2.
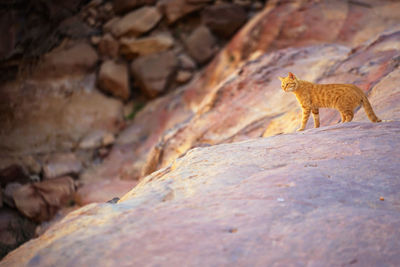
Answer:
2 122 400 266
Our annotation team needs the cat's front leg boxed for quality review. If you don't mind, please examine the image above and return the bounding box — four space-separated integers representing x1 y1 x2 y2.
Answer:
297 108 311 131
312 108 320 128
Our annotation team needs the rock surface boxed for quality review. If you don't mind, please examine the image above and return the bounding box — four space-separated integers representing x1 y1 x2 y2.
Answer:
184 26 218 64
119 34 174 58
2 121 400 266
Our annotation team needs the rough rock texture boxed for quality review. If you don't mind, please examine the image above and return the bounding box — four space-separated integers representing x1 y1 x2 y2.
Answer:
2 121 400 266
131 51 178 97
98 60 130 100
110 6 162 37
12 177 75 222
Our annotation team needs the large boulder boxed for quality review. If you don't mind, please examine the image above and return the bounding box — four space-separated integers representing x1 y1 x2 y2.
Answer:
12 176 75 222
1 121 400 266
110 6 162 37
130 51 178 98
98 60 130 101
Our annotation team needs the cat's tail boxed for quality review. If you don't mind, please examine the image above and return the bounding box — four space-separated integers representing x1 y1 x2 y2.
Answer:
361 96 381 122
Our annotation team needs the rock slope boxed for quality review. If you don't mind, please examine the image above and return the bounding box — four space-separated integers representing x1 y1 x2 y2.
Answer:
1 121 400 266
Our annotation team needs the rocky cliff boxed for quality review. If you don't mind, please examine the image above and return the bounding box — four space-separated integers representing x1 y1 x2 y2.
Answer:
2 121 400 266
1 0 400 263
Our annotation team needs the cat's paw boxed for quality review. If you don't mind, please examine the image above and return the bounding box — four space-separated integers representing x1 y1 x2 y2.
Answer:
296 128 305 132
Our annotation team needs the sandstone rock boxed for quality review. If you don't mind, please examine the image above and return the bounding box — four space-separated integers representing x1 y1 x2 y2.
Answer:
184 26 218 64
97 33 119 59
74 179 138 206
43 153 82 180
12 176 75 222
143 28 400 174
158 0 207 24
0 207 36 259
131 51 178 98
110 6 162 37
0 78 124 155
113 0 157 14
2 122 400 266
98 60 130 101
120 34 174 58
202 3 247 38
35 42 98 79
0 165 30 187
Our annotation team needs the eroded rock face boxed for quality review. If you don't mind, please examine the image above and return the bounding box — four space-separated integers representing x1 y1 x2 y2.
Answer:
2 122 400 266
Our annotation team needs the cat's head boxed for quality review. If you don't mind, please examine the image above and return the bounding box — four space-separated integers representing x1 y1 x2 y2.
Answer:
278 72 299 92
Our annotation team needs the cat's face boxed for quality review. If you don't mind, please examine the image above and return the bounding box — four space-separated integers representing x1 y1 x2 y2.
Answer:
279 72 299 92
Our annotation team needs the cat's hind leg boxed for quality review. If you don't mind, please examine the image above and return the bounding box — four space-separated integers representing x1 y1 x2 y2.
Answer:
342 110 354 122
312 108 320 128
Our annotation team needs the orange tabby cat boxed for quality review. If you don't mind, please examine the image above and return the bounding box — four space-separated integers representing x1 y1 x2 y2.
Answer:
279 72 381 131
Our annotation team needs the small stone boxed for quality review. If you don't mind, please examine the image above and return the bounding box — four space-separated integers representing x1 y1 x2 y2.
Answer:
87 17 96 26
98 33 119 59
380 196 385 201
111 6 162 37
176 70 193 84
98 60 130 100
178 54 197 70
184 26 218 65
102 133 115 146
131 51 178 98
103 17 120 33
120 34 174 58
3 183 22 208
0 165 31 187
103 2 113 12
21 155 42 174
113 0 156 14
91 35 101 45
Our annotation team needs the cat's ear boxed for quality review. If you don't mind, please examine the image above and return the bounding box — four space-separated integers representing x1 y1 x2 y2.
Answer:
288 72 296 79
278 76 284 81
